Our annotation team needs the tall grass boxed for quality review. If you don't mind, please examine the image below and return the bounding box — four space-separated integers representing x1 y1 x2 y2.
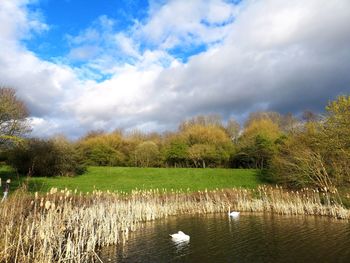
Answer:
0 186 349 262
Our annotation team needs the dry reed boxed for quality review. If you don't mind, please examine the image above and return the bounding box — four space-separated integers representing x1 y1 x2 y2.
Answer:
0 185 349 262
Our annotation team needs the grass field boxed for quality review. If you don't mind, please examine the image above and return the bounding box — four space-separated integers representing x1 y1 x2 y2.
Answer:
0 165 261 193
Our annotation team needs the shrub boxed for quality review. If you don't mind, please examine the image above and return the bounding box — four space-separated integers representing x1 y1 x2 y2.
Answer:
7 138 86 177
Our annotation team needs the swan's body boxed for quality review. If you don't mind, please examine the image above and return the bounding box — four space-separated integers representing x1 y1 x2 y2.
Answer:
228 208 240 217
170 231 190 242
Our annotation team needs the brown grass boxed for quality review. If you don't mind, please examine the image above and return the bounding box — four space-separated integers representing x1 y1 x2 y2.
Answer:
0 186 349 262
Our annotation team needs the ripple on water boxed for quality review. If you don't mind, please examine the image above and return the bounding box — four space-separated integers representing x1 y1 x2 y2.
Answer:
100 213 350 263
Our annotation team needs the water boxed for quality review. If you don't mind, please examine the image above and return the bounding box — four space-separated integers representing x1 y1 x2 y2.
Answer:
100 213 350 263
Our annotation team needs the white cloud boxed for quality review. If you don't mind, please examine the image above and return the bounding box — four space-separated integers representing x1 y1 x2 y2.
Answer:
68 45 100 60
114 33 140 59
0 0 48 44
139 0 237 49
1 0 350 139
0 0 80 117
65 65 164 124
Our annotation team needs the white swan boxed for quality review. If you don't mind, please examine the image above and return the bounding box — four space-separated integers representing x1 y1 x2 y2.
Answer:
228 207 240 217
169 231 190 242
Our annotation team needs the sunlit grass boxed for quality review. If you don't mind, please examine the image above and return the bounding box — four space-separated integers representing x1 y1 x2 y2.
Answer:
6 166 261 193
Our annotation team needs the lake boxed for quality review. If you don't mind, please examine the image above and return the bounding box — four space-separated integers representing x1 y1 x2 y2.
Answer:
100 213 350 263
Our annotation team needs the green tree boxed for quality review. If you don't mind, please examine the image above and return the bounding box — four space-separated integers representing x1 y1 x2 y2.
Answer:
270 95 350 190
183 124 233 167
165 138 189 167
0 87 30 146
77 133 125 166
134 141 161 167
8 137 85 177
187 144 217 168
233 118 282 169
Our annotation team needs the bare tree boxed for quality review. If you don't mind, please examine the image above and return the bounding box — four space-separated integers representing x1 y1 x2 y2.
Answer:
225 118 240 142
302 110 319 122
179 114 223 131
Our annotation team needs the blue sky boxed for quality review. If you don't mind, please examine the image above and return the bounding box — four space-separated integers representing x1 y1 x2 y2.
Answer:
24 0 150 62
24 0 230 76
0 0 349 138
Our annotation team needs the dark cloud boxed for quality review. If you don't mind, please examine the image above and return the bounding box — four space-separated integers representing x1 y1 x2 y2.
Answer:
1 0 349 138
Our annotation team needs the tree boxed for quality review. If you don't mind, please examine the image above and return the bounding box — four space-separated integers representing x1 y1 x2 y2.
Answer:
233 118 282 169
165 137 189 167
244 111 281 129
242 118 282 142
188 144 216 168
134 141 161 167
77 133 125 166
179 114 223 131
8 137 86 177
302 110 319 123
324 95 350 153
225 118 240 142
270 95 350 190
245 111 299 133
279 113 299 133
182 124 233 167
321 95 350 185
0 87 30 146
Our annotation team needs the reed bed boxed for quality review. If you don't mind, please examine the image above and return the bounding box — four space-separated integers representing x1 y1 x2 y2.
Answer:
0 186 349 263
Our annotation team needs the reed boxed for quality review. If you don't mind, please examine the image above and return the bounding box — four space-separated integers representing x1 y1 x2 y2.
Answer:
0 185 349 262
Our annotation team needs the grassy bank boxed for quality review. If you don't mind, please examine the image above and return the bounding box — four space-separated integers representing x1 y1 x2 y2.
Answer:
1 186 349 262
0 166 261 193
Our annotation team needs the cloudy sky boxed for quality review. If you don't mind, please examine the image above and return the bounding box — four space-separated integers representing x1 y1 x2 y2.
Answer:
1 0 349 138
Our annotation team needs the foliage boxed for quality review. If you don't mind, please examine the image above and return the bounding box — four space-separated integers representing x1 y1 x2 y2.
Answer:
233 118 282 169
270 95 350 190
6 186 348 262
7 137 85 177
0 87 30 147
182 124 233 167
77 133 126 166
164 137 189 167
242 118 281 143
74 121 234 168
134 141 161 167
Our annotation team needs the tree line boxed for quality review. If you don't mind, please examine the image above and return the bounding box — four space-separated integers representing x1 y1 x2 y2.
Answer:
0 86 349 190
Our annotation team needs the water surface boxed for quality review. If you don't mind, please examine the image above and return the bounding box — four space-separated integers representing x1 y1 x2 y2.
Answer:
100 213 350 263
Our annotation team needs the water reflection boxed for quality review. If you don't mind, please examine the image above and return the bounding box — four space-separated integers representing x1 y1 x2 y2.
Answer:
100 213 350 263
172 239 190 248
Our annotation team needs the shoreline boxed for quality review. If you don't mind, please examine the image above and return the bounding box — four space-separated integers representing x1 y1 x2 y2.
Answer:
0 186 349 262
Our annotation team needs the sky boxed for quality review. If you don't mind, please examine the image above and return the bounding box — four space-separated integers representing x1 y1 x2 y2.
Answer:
0 0 349 139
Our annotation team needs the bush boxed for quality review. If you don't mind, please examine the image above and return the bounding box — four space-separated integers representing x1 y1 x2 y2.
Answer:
7 138 86 177
77 133 126 166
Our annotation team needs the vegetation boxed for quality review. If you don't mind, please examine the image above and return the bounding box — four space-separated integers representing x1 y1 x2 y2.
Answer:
270 96 350 191
1 186 349 262
2 166 260 193
7 137 86 177
1 87 349 194
0 87 30 145
0 87 349 262
0 87 30 163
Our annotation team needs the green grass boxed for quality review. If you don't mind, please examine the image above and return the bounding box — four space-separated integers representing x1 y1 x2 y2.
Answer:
0 165 23 190
1 165 261 193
